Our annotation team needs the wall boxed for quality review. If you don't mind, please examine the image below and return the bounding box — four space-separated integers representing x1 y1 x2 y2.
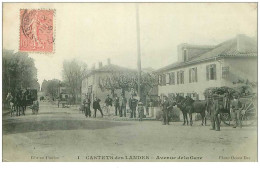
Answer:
158 60 222 100
221 57 257 86
158 56 257 100
82 72 133 106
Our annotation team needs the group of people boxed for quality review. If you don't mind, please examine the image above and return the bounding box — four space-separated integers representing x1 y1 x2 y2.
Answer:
82 93 144 120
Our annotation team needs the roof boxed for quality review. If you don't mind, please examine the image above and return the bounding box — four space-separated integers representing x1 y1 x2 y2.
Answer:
156 35 257 73
87 64 136 77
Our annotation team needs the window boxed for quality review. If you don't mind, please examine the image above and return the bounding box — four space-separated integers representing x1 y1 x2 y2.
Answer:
169 72 175 85
162 74 166 86
183 49 187 62
166 73 170 84
206 64 217 80
189 67 198 83
177 71 184 84
158 75 162 85
222 66 229 79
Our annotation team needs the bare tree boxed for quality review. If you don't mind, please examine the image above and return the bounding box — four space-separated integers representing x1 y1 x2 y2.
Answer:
62 59 87 104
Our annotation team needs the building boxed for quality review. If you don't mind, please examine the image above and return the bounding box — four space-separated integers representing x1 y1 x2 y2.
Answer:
155 34 257 100
81 59 136 103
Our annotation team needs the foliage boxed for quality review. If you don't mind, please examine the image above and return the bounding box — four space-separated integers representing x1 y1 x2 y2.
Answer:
2 49 39 99
41 79 60 99
62 59 88 104
203 85 254 98
98 71 158 100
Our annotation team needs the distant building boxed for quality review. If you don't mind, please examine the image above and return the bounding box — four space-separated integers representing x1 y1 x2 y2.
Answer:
155 34 257 100
81 59 136 103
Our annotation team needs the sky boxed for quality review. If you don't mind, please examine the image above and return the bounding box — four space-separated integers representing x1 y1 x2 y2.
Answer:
3 3 257 85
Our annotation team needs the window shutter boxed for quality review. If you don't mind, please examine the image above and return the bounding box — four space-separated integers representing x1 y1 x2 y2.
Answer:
213 64 217 80
195 67 198 82
177 71 179 84
173 72 175 85
206 65 209 81
166 73 170 84
189 69 191 83
182 71 184 84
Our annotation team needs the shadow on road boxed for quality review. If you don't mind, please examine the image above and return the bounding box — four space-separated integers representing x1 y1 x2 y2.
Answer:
3 119 132 135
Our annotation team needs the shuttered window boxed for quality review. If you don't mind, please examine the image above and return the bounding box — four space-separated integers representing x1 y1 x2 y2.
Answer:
206 64 217 80
162 74 166 86
177 71 180 84
222 66 229 78
177 70 184 84
189 67 198 83
169 72 175 85
166 73 170 84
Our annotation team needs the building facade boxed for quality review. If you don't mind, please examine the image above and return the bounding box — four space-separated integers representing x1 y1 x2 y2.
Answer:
81 59 136 104
155 34 257 100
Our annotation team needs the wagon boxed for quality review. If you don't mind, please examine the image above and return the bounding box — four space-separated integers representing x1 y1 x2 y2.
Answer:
204 86 257 126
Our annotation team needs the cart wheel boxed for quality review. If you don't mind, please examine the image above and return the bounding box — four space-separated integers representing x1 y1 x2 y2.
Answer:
221 113 231 126
241 100 257 126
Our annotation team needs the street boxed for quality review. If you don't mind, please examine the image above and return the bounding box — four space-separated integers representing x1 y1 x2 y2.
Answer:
2 101 257 162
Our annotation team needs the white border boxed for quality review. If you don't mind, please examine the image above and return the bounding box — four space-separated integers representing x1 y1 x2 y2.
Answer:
1 1 259 179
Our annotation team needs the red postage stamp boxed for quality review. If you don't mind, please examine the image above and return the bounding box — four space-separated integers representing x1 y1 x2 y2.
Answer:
19 9 54 53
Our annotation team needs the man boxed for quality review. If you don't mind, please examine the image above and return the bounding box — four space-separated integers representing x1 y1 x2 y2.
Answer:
93 97 103 118
105 94 113 116
129 95 138 118
114 94 120 116
210 93 221 131
231 94 243 128
83 94 91 117
161 96 171 125
119 93 127 117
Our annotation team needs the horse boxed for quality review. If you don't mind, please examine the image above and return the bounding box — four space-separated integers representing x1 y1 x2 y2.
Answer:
175 95 207 126
20 92 27 115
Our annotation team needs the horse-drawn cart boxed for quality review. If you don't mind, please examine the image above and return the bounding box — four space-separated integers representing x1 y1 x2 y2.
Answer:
204 86 257 127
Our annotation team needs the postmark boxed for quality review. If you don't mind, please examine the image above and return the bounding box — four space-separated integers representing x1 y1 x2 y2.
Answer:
19 9 54 53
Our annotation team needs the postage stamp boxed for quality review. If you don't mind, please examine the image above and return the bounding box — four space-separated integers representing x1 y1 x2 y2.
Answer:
19 9 54 53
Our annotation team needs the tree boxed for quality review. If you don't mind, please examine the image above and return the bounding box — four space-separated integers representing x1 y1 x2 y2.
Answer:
62 59 88 104
41 79 60 99
99 71 158 102
2 49 39 100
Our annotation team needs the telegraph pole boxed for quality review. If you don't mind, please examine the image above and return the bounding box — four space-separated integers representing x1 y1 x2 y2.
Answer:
136 3 142 100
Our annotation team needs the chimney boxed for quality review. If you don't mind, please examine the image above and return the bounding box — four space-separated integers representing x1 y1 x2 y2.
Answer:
107 58 111 65
98 62 103 68
237 34 247 53
177 43 188 62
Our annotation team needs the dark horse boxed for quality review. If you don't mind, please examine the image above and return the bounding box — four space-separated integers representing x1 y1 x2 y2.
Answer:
175 95 207 126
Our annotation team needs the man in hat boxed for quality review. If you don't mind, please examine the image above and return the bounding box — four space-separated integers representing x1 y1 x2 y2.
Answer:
119 93 127 117
161 96 171 125
93 97 103 118
114 94 120 116
83 94 91 117
210 93 221 131
129 95 138 118
231 93 243 128
105 94 113 116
